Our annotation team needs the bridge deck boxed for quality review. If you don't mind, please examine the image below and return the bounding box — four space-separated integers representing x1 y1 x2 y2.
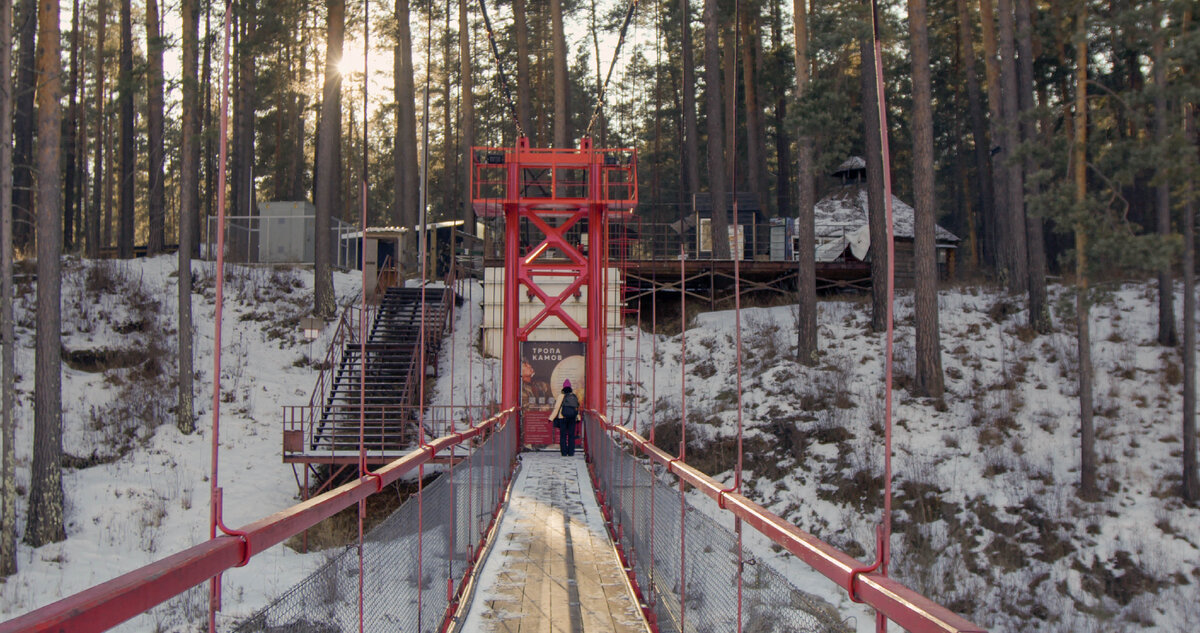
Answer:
462 452 649 633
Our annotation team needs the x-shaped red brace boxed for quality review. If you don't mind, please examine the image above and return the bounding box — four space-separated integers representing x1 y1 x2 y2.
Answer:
517 208 590 340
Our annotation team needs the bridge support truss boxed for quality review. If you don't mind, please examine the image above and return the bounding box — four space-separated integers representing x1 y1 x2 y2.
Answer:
472 137 637 427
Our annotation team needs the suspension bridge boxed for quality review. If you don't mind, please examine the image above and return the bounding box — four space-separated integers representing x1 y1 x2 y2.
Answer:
0 0 995 623
0 139 985 633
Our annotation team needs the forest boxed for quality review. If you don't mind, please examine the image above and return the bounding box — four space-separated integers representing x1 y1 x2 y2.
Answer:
1 0 1199 608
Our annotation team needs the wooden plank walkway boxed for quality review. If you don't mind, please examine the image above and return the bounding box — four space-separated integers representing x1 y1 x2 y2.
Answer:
460 452 649 633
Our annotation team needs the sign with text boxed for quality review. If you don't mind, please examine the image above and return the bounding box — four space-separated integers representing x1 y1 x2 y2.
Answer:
521 341 586 446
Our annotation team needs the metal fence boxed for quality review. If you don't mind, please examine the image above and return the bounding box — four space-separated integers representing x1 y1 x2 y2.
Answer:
234 412 519 633
204 214 358 269
584 414 851 633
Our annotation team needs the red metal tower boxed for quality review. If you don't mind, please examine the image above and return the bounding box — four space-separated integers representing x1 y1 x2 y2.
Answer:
472 138 637 428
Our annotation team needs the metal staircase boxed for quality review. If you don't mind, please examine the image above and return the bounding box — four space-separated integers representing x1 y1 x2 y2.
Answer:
284 283 456 462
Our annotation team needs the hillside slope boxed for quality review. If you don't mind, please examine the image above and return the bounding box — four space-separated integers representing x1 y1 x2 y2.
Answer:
612 285 1199 632
0 257 360 631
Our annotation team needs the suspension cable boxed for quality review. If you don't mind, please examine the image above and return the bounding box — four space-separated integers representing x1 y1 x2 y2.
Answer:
473 0 525 138
729 3 745 629
583 0 641 138
356 1 371 631
846 2 895 631
208 2 237 630
677 223 688 628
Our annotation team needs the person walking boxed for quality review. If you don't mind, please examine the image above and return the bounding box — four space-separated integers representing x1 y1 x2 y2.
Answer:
549 380 580 456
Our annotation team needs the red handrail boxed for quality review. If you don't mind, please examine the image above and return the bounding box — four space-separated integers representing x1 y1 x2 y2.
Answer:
585 410 987 633
0 408 516 633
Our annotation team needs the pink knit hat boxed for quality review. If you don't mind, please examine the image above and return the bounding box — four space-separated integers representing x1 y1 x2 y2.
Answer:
563 379 572 389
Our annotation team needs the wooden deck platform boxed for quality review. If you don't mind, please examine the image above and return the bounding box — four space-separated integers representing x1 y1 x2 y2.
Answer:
460 452 649 633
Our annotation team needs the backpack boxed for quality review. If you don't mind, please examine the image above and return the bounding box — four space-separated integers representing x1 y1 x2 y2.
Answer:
560 393 579 422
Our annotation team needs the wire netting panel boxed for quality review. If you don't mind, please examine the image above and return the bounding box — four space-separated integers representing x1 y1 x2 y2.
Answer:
234 417 517 633
585 415 851 633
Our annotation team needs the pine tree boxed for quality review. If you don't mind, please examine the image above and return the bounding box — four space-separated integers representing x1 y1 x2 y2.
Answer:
703 0 730 259
395 0 420 272
146 0 166 255
861 21 888 333
1152 0 1177 347
88 0 108 258
514 0 532 133
679 0 700 204
1073 3 1097 501
909 0 944 398
11 0 34 251
117 0 134 258
26 0 67 547
956 0 992 269
1016 0 1049 332
794 0 817 364
0 0 18 577
1183 103 1198 504
178 0 201 435
551 0 569 146
314 0 344 317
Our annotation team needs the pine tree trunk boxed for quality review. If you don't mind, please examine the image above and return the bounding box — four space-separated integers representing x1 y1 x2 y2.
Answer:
27 0 66 547
861 31 887 333
200 2 213 252
395 0 419 271
1153 4 1177 347
233 3 257 218
1183 103 1198 504
12 0 35 251
794 0 816 364
996 0 1027 293
290 39 309 201
1016 0 1048 331
271 45 288 200
178 0 200 435
459 0 475 241
1074 6 1097 500
679 0 700 203
909 0 944 398
146 0 166 255
741 15 767 213
73 2 87 255
589 0 604 143
551 0 569 147
442 0 453 221
771 0 790 216
703 0 730 259
64 0 81 251
117 0 134 258
979 0 1011 280
956 0 992 269
1185 103 1195 503
87 0 107 258
104 112 114 249
314 0 343 318
1 0 19 576
723 28 735 187
514 0 531 134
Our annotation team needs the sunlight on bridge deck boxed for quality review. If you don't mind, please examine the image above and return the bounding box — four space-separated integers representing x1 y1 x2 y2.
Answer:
461 452 650 633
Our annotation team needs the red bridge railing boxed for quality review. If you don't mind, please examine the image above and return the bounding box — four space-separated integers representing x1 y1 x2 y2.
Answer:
0 408 518 633
584 411 988 633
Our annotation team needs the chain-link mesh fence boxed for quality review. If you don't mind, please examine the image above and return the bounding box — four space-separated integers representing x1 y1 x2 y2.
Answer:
585 415 851 633
233 415 518 633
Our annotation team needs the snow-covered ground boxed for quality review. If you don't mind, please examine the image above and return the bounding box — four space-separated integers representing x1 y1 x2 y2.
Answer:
606 283 1200 633
2 257 1198 633
1 256 362 631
